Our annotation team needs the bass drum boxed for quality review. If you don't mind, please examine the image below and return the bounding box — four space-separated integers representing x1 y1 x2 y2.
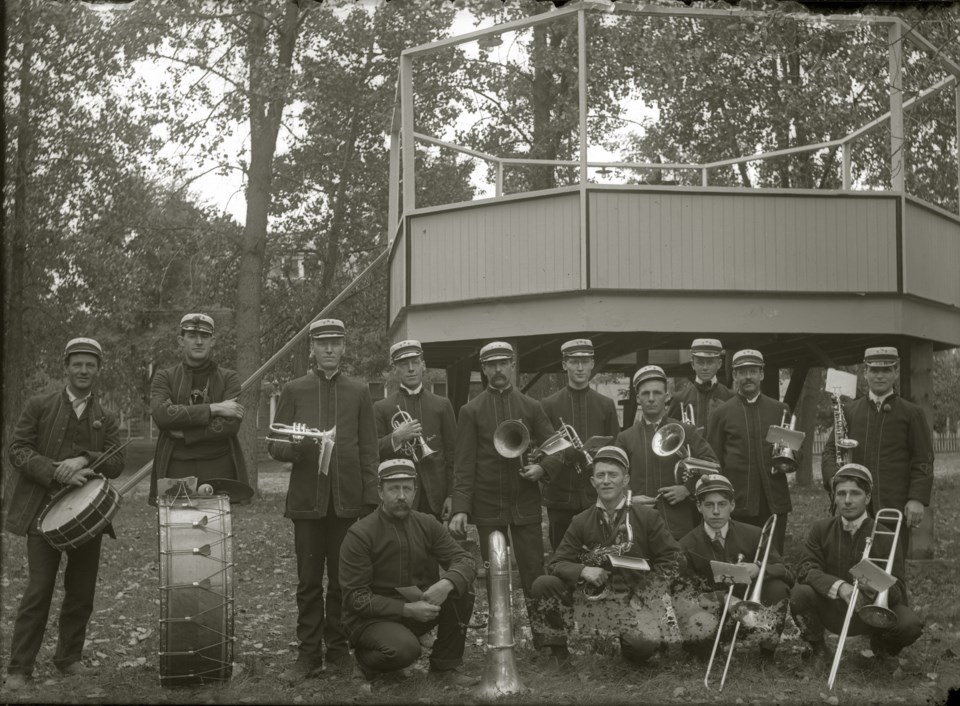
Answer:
158 494 234 686
38 477 120 551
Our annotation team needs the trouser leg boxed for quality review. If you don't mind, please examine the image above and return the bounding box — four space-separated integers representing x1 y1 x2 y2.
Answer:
429 590 475 670
8 531 61 676
293 520 326 665
53 533 103 670
546 509 575 553
869 604 923 655
530 575 572 648
354 621 422 674
322 513 355 662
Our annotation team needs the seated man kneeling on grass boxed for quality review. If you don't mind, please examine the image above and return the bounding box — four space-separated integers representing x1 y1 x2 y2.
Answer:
339 459 478 686
531 446 688 668
790 463 922 668
676 474 793 662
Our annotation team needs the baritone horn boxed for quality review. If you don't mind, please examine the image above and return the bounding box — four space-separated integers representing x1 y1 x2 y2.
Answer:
651 423 720 485
390 406 438 462
493 420 531 459
475 530 525 698
768 411 804 474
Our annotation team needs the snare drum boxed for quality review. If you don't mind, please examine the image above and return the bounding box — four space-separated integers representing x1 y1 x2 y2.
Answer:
158 494 234 686
38 477 121 551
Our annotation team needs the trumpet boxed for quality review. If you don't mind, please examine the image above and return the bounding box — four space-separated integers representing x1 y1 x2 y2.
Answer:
769 411 802 474
390 406 438 462
706 515 778 691
651 423 720 485
827 508 902 690
269 422 336 476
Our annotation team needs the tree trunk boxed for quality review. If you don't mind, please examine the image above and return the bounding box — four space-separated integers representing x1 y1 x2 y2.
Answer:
236 1 301 497
3 0 34 468
796 367 824 488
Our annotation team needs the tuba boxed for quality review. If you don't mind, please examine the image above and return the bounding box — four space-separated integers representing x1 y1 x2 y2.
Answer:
475 531 525 698
390 406 438 462
651 423 720 485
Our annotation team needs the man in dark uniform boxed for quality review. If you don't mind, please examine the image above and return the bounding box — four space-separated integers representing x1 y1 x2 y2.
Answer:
668 338 734 437
540 338 620 551
373 340 457 521
821 347 934 540
149 313 248 504
532 446 683 667
678 474 793 660
615 365 717 541
448 341 562 650
707 350 794 554
339 459 477 687
5 338 126 690
791 464 922 666
267 318 379 682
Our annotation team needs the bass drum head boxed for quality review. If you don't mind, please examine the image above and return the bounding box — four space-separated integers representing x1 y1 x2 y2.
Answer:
158 495 234 686
38 478 120 551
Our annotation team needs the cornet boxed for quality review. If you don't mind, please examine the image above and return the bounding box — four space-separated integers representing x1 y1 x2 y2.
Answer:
269 422 336 476
390 406 438 462
651 423 720 485
556 417 592 474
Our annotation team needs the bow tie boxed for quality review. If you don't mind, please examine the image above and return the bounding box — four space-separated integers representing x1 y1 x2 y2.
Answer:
695 381 714 393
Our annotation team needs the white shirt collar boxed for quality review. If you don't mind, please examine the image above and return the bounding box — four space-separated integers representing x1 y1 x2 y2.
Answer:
841 512 869 533
401 384 423 395
742 393 761 404
697 376 718 386
704 523 729 541
595 495 627 514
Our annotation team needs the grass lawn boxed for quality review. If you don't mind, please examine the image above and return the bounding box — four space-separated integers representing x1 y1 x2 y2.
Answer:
2 445 958 704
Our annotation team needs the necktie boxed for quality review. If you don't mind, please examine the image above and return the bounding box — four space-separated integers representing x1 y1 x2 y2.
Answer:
710 534 725 557
72 396 89 418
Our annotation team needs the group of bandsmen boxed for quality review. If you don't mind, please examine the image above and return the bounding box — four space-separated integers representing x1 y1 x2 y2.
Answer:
3 313 935 692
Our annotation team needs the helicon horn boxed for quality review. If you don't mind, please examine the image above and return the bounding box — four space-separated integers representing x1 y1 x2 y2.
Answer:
493 420 531 459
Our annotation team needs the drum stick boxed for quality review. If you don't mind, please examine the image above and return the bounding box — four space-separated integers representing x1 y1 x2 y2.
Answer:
87 440 133 473
115 248 389 497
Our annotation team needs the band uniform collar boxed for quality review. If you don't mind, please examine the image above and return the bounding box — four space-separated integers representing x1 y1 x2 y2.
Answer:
316 368 341 382
696 376 718 389
869 390 894 407
595 494 627 516
740 392 762 405
401 384 423 396
641 415 665 429
488 384 513 395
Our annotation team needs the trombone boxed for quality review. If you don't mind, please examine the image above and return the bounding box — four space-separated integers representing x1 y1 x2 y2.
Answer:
390 406 438 462
269 422 337 476
827 508 903 690
768 411 803 474
705 514 777 692
651 423 720 485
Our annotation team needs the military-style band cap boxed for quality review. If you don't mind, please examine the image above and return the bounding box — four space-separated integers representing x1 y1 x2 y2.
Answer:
390 339 423 363
593 445 629 471
64 337 103 360
561 338 594 358
691 338 723 358
632 365 667 389
832 463 873 490
309 319 346 339
180 313 215 334
378 458 418 482
695 473 735 498
864 346 899 368
480 341 514 363
732 349 764 368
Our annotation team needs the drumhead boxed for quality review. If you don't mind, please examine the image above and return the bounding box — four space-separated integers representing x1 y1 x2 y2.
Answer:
39 479 109 531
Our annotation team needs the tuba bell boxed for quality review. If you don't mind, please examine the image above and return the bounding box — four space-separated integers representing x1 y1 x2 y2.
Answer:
475 531 526 698
493 420 531 459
